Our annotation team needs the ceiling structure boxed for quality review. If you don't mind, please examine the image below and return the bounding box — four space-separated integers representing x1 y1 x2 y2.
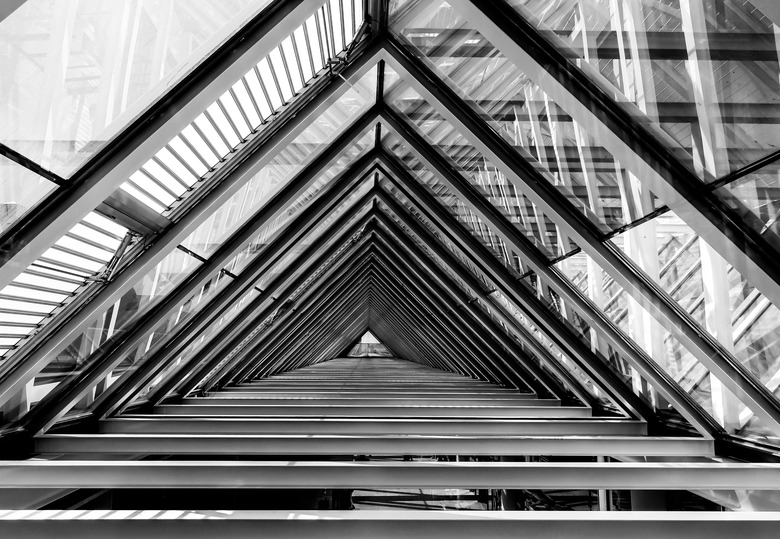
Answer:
1 0 780 534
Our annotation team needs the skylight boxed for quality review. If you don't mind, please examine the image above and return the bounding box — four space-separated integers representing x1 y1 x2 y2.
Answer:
116 0 365 215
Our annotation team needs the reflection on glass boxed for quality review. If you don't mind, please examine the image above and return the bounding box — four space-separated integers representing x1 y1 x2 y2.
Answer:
389 2 665 234
504 0 780 177
0 211 128 361
180 71 377 258
0 155 56 233
8 246 201 418
0 0 262 176
113 1 367 217
717 159 780 242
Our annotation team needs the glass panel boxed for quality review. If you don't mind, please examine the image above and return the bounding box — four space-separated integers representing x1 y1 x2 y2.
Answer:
716 159 780 241
0 211 128 361
385 75 584 258
14 247 202 416
0 155 57 233
125 286 260 405
389 3 665 232
503 0 780 176
70 270 238 413
557 247 776 443
0 0 264 176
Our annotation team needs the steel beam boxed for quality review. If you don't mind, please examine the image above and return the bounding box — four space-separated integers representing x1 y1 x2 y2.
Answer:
1 511 777 539
1 460 779 490
34 434 712 457
152 404 583 418
99 416 648 436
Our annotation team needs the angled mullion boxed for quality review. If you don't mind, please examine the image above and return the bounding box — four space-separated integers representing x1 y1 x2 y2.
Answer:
165 143 203 181
324 2 339 56
154 149 199 188
237 196 376 379
30 262 91 281
8 280 75 298
190 121 225 163
277 44 299 96
205 242 376 387
456 0 780 311
203 109 236 152
240 76 266 124
0 294 61 308
265 54 288 106
337 0 347 51
231 265 373 383
155 189 375 396
44 246 106 267
314 10 330 65
290 31 309 84
77 219 124 242
260 289 370 378
368 277 463 375
0 0 316 294
177 129 216 170
369 300 438 370
367 259 485 378
261 273 378 375
262 290 369 378
371 247 501 382
0 320 40 329
366 277 432 367
372 233 522 383
371 259 504 382
301 19 318 76
0 307 54 318
253 64 278 114
217 95 248 141
136 168 181 200
63 233 115 255
376 148 716 435
153 223 374 403
234 257 377 381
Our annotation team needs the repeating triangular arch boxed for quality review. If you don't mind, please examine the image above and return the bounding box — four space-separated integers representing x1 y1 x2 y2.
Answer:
1 0 780 533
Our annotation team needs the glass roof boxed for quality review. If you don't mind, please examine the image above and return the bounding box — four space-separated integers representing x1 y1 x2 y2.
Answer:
0 0 268 177
1 0 780 465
